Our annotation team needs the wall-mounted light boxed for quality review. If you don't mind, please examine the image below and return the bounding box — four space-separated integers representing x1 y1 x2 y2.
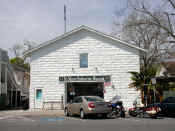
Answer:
95 67 98 71
72 68 75 72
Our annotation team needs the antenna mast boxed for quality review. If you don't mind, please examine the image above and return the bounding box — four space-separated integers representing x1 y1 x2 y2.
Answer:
64 4 67 33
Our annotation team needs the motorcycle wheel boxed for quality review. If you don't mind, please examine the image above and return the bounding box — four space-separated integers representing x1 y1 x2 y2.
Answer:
129 111 137 117
109 111 117 118
138 112 145 118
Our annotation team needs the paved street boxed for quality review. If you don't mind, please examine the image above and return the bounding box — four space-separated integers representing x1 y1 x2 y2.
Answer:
0 110 64 117
0 115 175 131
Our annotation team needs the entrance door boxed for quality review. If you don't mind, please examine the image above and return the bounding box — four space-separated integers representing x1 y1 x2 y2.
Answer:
35 89 43 108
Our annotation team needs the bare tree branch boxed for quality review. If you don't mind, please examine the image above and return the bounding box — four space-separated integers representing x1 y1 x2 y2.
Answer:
167 0 175 9
113 9 170 71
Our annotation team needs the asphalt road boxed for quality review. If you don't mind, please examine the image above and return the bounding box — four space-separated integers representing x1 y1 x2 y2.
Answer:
0 115 175 131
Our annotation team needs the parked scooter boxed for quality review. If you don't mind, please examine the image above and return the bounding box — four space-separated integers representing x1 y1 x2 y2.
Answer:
109 101 125 118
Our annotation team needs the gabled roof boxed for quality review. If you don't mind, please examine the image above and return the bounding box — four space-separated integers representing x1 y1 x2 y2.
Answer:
23 25 146 57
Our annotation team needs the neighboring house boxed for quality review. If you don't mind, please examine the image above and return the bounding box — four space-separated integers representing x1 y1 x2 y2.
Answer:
0 48 8 109
157 59 175 77
12 64 30 105
24 25 146 110
0 48 29 109
156 58 175 78
156 58 175 99
157 45 175 77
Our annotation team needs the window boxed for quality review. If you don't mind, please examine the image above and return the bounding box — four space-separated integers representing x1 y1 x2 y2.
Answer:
77 97 83 103
84 96 104 102
167 97 175 103
80 53 88 68
162 97 175 103
172 97 175 103
73 97 82 103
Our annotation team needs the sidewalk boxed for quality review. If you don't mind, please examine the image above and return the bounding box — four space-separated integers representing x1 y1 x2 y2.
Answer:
0 109 64 117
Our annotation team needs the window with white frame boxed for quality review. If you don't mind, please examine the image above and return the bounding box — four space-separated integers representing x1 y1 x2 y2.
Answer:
80 53 88 68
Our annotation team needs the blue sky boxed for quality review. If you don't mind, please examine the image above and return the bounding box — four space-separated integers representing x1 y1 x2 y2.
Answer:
0 0 165 57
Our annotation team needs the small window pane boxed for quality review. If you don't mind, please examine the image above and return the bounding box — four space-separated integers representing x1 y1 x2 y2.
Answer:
80 53 88 68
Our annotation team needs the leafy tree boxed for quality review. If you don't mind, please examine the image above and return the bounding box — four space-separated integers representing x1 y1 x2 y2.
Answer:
10 57 29 70
9 40 36 70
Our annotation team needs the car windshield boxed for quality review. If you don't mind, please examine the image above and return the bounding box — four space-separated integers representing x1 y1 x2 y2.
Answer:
84 96 105 102
162 97 175 103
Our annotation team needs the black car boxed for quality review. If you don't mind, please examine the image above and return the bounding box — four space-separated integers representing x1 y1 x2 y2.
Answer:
158 97 175 116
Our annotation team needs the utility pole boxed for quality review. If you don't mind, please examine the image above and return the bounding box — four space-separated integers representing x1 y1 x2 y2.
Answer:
64 4 67 33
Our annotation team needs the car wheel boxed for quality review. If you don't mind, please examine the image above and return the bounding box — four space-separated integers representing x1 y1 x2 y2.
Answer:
80 109 85 119
65 108 69 117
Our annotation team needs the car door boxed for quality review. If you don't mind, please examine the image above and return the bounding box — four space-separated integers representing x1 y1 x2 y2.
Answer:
169 97 175 114
74 97 83 115
161 97 174 114
69 97 78 115
172 97 175 114
161 97 170 114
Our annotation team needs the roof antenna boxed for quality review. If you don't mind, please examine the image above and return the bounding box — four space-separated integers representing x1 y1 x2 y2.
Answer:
64 4 67 33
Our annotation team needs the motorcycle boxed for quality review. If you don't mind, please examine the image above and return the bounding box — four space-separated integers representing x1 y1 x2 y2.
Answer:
109 101 125 118
129 102 160 118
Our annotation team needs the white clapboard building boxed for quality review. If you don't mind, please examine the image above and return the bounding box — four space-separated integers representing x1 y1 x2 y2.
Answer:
24 25 146 110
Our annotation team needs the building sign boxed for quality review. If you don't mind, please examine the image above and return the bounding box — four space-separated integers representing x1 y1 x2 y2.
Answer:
59 75 111 82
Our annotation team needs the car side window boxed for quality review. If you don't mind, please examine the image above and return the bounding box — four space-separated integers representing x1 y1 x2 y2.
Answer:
72 97 78 103
172 97 175 103
169 97 175 103
73 97 82 103
163 97 174 103
162 99 168 103
77 97 82 103
163 98 169 103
